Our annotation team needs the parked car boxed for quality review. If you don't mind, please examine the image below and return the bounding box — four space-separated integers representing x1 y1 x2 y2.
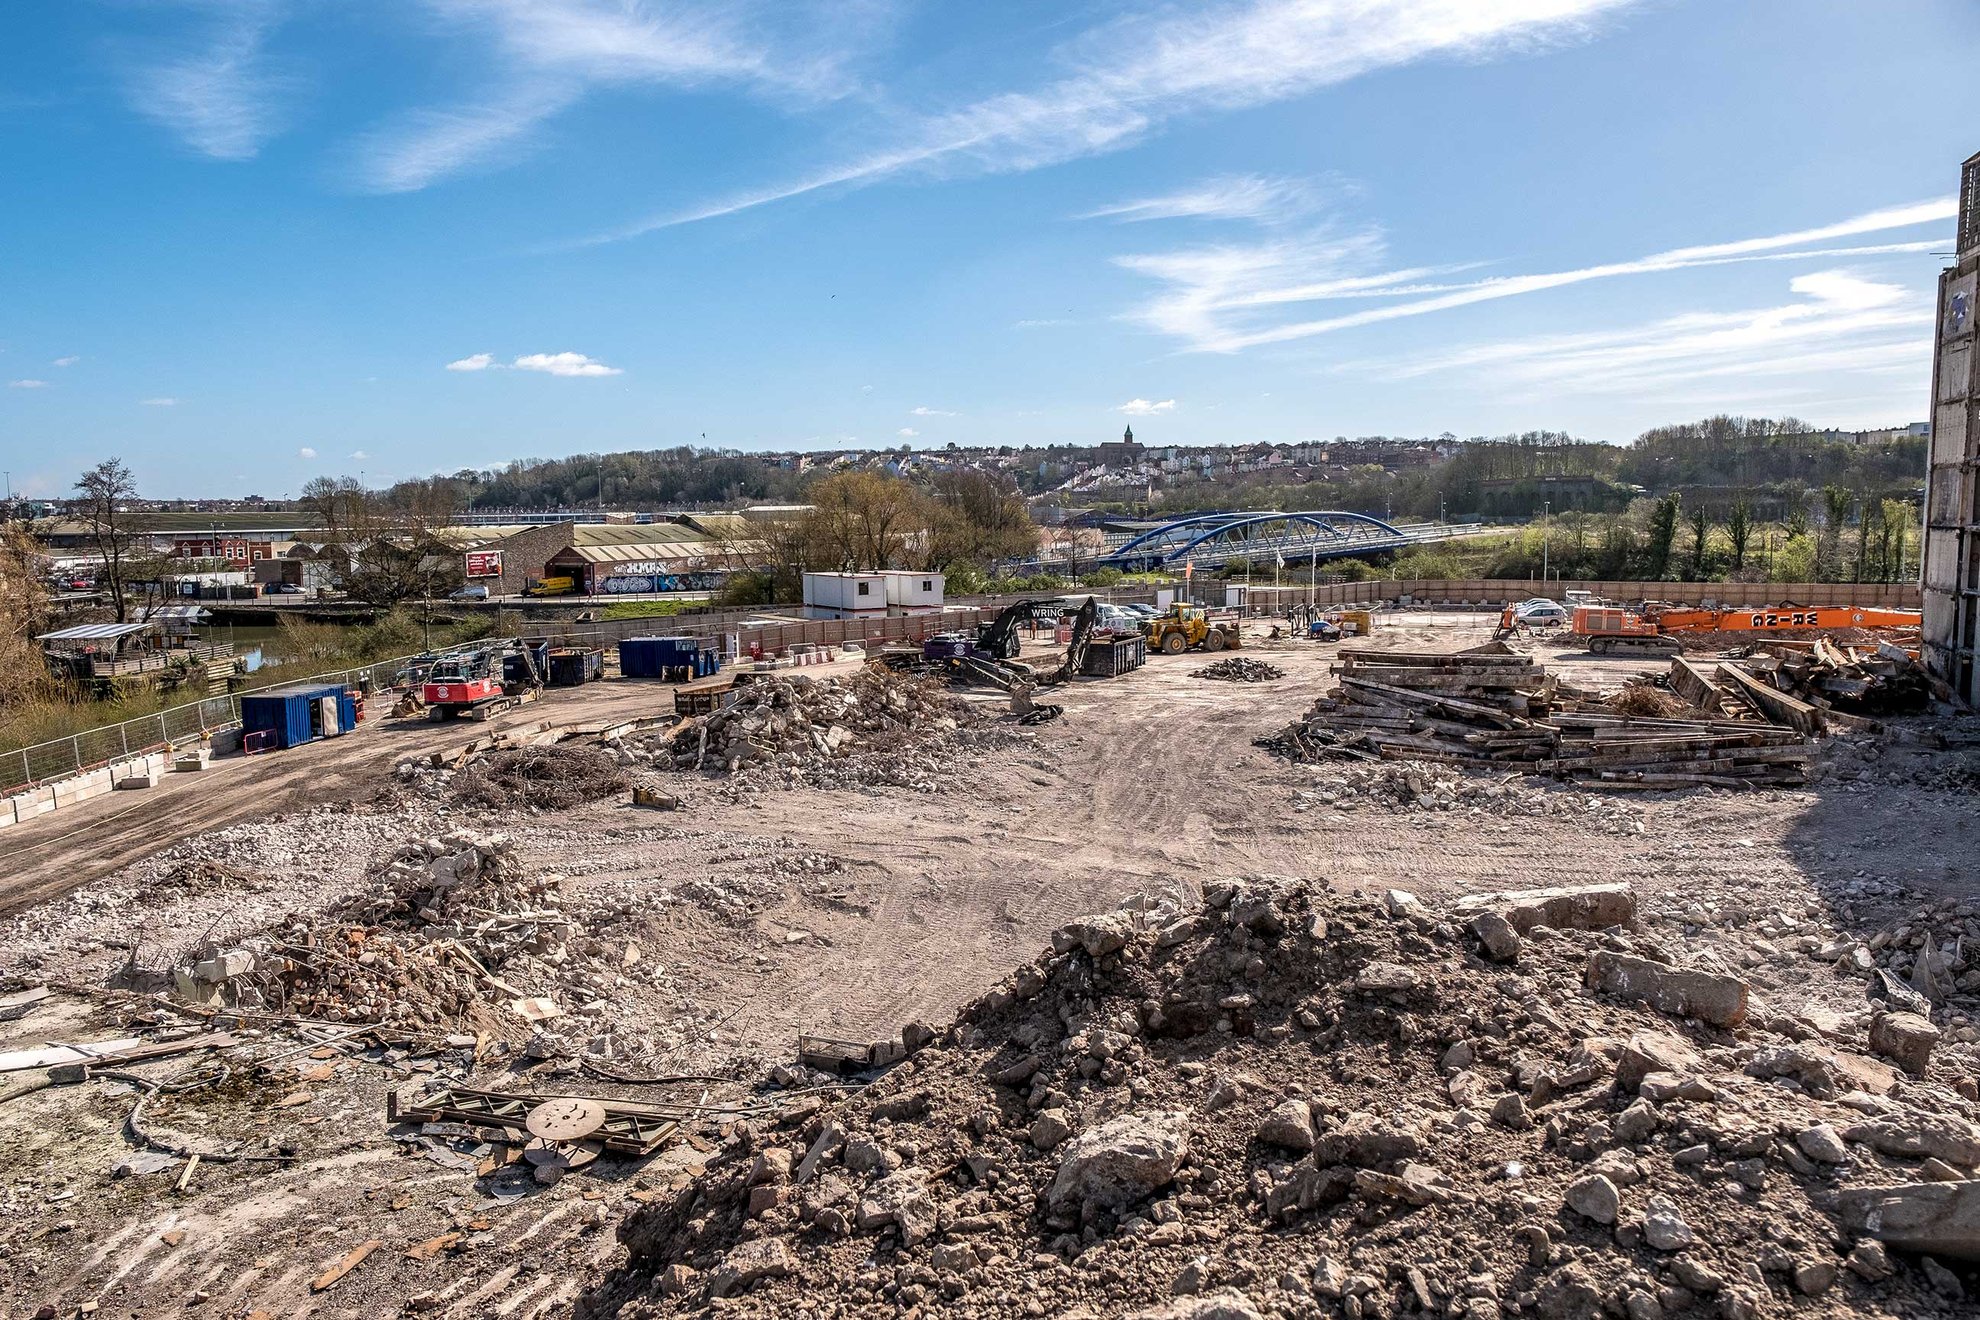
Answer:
271 583 305 595
450 584 491 601
1123 603 1162 619
1513 598 1569 626
1095 604 1142 632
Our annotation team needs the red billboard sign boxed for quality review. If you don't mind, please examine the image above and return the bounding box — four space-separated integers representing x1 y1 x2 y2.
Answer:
464 550 503 579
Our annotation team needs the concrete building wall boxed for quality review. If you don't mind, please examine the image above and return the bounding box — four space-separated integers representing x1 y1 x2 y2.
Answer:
1923 151 1980 703
475 523 577 596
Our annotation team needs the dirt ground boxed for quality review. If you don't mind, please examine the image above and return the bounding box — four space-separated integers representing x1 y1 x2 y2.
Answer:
2 609 1976 1318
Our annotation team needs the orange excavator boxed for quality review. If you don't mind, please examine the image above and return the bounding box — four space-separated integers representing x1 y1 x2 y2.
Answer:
1573 603 1922 656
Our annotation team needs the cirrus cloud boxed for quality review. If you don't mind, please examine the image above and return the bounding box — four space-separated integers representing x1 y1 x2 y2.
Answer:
140 396 180 406
8 379 48 389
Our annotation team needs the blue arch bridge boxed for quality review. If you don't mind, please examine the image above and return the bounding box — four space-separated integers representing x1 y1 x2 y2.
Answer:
1014 511 1491 575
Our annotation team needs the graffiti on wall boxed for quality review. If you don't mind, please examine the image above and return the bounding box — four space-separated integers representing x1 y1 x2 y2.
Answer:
599 571 724 594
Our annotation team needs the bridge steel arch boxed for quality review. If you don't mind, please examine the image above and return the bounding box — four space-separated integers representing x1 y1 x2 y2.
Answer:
1102 510 1409 570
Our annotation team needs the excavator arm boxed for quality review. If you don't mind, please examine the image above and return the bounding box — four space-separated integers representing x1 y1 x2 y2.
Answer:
1044 597 1097 685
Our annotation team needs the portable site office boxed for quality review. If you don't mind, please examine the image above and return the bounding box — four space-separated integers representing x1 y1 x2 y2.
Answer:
238 683 358 751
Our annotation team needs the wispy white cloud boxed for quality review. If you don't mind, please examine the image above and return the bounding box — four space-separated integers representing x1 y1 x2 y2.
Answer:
446 352 496 371
1341 270 1934 422
909 405 955 416
1110 197 1956 353
350 449 369 460
348 85 580 193
124 0 292 161
348 0 890 192
298 446 318 458
8 379 47 389
897 427 918 438
610 0 1636 238
1081 174 1330 225
1014 318 1073 329
51 356 80 367
140 397 180 407
1118 398 1176 416
512 351 621 377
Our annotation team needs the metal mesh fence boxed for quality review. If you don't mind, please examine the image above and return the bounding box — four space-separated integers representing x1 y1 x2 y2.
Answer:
1 606 1000 797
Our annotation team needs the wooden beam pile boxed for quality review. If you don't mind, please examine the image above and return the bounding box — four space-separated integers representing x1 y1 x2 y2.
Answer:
1262 648 1814 789
1746 639 1930 716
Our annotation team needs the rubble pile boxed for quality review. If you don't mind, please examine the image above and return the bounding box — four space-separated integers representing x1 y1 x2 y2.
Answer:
1853 896 1980 1014
168 832 671 1044
1292 763 1644 835
1192 658 1286 683
1262 649 1815 790
453 745 632 812
613 668 1014 791
1748 641 1932 717
590 876 1980 1318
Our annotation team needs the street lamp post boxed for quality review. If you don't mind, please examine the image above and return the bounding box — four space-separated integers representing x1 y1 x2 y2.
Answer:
1541 501 1551 584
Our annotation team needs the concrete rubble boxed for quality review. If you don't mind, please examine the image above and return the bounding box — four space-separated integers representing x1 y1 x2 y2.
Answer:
1190 658 1286 683
586 876 1980 1318
611 668 1031 793
1292 761 1646 835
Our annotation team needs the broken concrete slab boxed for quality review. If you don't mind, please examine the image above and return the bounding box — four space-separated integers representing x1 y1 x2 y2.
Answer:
1048 1110 1189 1210
1839 1182 1980 1261
1458 882 1634 934
1614 1030 1704 1094
1869 1010 1941 1077
1585 951 1748 1028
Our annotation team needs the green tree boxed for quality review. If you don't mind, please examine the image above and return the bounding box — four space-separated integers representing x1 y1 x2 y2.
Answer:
1725 499 1753 572
1687 508 1710 580
1819 485 1853 582
1645 494 1682 579
1878 498 1913 582
1773 533 1818 583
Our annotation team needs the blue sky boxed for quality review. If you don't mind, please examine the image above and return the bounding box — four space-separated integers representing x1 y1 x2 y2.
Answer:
1 0 1974 498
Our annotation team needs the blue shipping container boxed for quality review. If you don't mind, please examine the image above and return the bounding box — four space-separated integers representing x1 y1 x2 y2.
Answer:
620 636 720 680
238 683 358 749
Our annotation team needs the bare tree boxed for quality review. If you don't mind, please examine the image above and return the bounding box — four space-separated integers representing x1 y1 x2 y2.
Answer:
299 474 462 607
74 459 144 622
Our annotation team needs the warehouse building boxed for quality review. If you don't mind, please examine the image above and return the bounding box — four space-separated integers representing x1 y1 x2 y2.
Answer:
1924 149 1980 702
436 520 755 596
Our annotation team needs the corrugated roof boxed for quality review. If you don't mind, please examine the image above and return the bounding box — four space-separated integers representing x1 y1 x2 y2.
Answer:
37 621 157 642
144 605 211 621
572 524 709 547
563 542 717 565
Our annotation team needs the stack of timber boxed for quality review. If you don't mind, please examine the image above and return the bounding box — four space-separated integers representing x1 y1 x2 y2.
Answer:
1262 648 1813 789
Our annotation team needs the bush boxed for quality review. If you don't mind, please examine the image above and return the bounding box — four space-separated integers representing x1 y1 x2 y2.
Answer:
1081 567 1124 588
943 560 988 595
718 571 777 607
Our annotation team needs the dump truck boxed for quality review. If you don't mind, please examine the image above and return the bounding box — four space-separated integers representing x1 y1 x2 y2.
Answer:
1142 604 1242 655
